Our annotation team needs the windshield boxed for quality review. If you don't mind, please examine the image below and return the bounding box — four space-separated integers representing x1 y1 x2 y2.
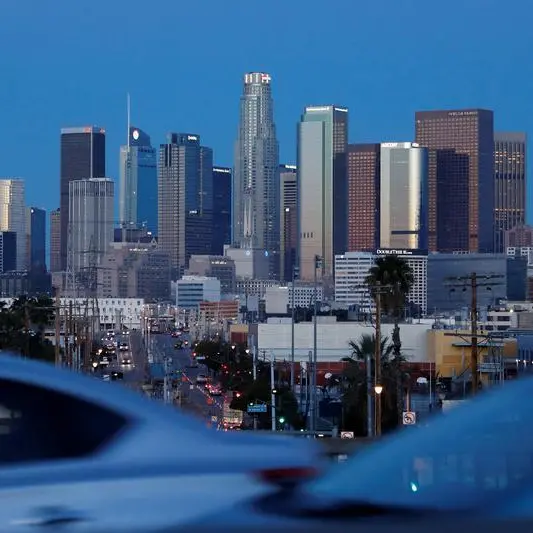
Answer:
305 376 533 511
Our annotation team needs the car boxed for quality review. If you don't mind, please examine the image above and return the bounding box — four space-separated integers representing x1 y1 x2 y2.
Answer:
174 342 183 349
183 340 189 346
194 375 533 530
209 385 222 396
119 343 129 351
195 374 208 385
121 357 132 365
0 354 326 531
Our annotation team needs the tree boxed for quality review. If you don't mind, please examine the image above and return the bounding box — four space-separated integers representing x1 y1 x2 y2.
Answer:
0 296 56 362
366 255 414 423
342 333 408 435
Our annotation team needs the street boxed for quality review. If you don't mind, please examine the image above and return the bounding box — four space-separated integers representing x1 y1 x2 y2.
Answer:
149 333 224 428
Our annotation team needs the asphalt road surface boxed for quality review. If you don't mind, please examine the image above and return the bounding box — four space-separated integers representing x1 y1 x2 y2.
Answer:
151 333 224 428
98 331 146 390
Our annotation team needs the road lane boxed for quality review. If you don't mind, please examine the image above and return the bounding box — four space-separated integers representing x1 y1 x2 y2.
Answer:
153 334 224 427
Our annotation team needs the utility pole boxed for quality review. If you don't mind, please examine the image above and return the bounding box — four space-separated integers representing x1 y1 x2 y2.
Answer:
445 273 504 396
290 265 298 392
54 289 61 366
310 255 322 433
374 282 382 437
270 355 276 431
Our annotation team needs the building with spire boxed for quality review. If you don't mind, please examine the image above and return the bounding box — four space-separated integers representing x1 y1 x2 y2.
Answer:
233 72 279 277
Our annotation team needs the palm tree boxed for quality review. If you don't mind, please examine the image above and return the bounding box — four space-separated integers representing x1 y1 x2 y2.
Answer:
342 333 405 434
366 255 414 423
366 255 414 356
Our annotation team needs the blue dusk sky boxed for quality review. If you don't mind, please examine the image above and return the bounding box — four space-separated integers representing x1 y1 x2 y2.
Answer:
0 0 532 219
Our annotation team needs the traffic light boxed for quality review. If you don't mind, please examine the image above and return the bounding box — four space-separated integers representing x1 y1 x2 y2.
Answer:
278 416 285 424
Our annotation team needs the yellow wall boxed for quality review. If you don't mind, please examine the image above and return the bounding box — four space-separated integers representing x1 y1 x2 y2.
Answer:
427 330 517 379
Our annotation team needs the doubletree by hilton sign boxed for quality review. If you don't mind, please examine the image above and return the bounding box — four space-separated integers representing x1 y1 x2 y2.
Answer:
375 249 428 256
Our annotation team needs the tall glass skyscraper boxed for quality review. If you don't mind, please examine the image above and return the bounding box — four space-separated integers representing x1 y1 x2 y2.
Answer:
0 178 26 270
60 126 106 270
158 133 213 278
26 207 46 272
212 166 232 255
494 132 527 253
119 127 157 234
379 143 428 250
298 106 348 281
233 72 279 275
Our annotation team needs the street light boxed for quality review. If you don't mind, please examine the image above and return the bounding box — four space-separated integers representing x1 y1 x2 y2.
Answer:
374 384 383 437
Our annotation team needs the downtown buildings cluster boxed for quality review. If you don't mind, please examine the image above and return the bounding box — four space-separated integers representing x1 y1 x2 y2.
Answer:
0 72 529 316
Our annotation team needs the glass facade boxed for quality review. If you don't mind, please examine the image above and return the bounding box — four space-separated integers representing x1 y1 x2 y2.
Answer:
60 127 106 270
280 164 297 282
158 134 213 278
212 166 232 255
298 106 348 281
379 143 428 250
26 207 46 272
0 179 26 270
233 72 279 277
119 127 157 234
494 132 527 253
415 110 494 253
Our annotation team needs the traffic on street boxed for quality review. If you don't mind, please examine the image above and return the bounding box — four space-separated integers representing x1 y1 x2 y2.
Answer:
145 328 225 429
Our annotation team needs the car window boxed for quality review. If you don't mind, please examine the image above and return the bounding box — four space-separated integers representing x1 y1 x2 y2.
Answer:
0 378 128 465
306 376 533 510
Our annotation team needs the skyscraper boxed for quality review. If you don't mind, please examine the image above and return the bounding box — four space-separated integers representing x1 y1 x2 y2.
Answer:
60 126 106 270
0 178 26 270
298 105 348 281
415 109 494 253
26 207 46 272
279 164 297 282
158 133 213 277
347 144 381 252
212 166 232 255
49 208 61 273
379 143 428 250
494 132 527 253
68 178 114 276
233 72 279 275
119 127 157 234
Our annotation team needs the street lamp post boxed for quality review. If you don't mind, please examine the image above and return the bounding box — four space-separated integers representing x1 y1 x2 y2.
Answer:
310 255 321 433
374 281 383 437
290 265 298 392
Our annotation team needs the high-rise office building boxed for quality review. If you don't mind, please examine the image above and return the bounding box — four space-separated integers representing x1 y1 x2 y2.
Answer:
233 72 280 275
0 178 26 270
26 207 46 272
212 166 232 255
280 164 297 282
415 109 494 253
119 127 157 234
379 142 428 250
68 178 114 276
494 132 527 253
60 126 106 270
298 105 348 280
0 232 16 273
347 144 381 252
158 133 213 277
50 208 61 273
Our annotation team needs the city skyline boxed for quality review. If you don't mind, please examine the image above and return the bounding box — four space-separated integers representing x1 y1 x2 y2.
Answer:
1 1 530 218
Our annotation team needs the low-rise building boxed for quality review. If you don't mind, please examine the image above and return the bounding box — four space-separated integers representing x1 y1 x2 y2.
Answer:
176 276 220 309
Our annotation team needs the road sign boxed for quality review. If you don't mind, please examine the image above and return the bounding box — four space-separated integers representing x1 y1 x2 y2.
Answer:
402 411 416 425
340 431 354 439
211 415 218 422
247 404 267 414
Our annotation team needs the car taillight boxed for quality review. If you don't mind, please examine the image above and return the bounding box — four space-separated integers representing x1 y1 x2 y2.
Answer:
254 467 318 487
